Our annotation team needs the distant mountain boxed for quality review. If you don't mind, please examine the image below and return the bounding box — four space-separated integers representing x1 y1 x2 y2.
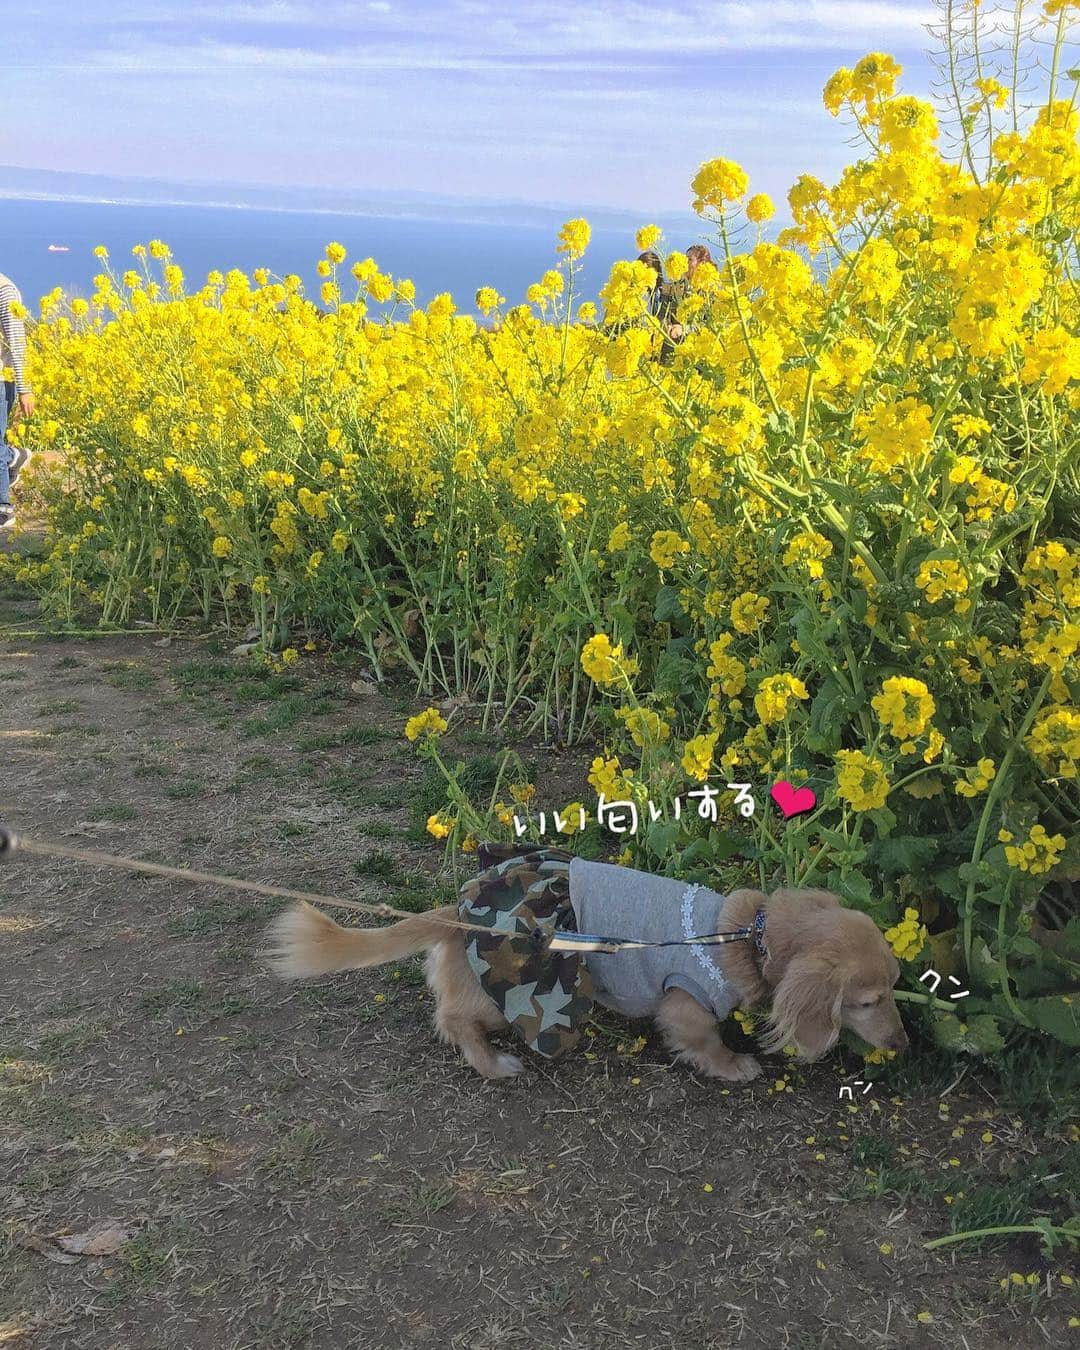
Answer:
0 165 702 237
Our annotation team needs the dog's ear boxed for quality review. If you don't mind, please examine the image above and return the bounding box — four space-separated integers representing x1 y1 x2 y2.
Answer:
760 952 844 1060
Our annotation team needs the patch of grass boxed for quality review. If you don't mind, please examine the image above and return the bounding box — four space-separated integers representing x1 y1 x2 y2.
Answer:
353 851 406 884
35 698 82 717
45 722 102 739
217 994 256 1016
279 820 311 838
175 659 269 690
318 767 369 805
214 940 251 964
0 1084 92 1140
241 753 276 773
167 901 275 938
234 677 305 705
53 656 81 669
36 1022 106 1063
165 777 208 800
119 1232 173 1286
296 723 386 752
86 803 138 822
261 1124 325 1186
384 963 426 988
357 780 416 811
458 727 500 747
846 1136 943 1203
378 1181 456 1223
243 693 334 737
385 882 449 915
15 1157 82 1195
990 1035 1080 1128
359 820 411 842
847 1133 1079 1253
318 769 415 811
947 1148 1080 1248
99 1223 202 1309
108 667 155 691
133 761 170 778
176 660 306 715
140 979 207 1014
405 752 510 840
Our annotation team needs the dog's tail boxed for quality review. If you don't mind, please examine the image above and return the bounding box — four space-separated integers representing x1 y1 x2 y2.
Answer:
264 902 459 979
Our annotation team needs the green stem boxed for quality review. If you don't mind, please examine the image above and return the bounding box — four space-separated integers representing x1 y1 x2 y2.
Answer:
924 1223 1068 1252
893 988 962 1014
962 670 1053 974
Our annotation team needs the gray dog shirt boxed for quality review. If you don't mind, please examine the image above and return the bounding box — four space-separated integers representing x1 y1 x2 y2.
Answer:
568 856 740 1021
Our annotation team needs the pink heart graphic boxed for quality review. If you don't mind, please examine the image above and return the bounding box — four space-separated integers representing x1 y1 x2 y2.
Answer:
770 780 817 819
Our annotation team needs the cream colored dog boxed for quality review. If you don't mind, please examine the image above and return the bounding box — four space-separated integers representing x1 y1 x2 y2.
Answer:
266 884 908 1081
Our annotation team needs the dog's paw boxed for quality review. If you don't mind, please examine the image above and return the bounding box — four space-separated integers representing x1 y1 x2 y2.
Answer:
725 1053 762 1082
488 1053 525 1079
691 1051 762 1082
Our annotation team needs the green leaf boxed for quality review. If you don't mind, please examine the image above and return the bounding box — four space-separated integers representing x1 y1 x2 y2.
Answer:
1056 917 1080 962
654 648 695 698
931 1012 1004 1055
681 832 743 867
873 834 940 877
826 867 874 910
805 677 859 754
932 1015 966 1051
609 601 638 649
1017 993 1080 1047
646 818 682 859
868 806 897 839
1031 1217 1063 1257
965 1014 1006 1055
813 827 854 851
653 585 684 624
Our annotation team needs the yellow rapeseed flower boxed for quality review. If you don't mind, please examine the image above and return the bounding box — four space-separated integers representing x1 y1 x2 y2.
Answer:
404 708 449 742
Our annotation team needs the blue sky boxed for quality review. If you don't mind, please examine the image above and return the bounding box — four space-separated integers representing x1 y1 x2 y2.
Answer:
9 1 943 215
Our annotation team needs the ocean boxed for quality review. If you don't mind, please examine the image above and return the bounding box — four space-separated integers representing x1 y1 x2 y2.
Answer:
0 197 647 316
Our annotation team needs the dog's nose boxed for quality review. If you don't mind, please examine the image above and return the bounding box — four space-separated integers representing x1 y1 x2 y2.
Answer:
887 1030 909 1053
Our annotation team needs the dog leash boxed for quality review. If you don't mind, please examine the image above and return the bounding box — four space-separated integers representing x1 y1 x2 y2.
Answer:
0 825 490 933
547 926 755 954
0 825 765 953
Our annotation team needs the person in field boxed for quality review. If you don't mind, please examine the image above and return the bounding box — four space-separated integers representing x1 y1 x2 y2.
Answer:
0 271 35 530
638 249 683 364
663 243 713 349
603 249 672 340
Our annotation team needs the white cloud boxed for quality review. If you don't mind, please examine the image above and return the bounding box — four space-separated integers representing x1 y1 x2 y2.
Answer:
24 0 938 57
6 0 947 214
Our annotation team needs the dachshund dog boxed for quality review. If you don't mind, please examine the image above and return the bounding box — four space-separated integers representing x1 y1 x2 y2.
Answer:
266 870 908 1081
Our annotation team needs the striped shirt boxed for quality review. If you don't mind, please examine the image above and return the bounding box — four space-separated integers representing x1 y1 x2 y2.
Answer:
0 274 31 394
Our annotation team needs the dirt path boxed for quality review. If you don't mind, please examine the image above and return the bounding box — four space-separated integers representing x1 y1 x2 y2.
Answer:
1 581 1076 1346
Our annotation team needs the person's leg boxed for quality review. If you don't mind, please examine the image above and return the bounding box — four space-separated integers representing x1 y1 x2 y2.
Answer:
0 384 12 510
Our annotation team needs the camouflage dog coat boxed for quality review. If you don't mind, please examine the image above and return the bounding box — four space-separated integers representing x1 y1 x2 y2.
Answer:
458 843 594 1059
